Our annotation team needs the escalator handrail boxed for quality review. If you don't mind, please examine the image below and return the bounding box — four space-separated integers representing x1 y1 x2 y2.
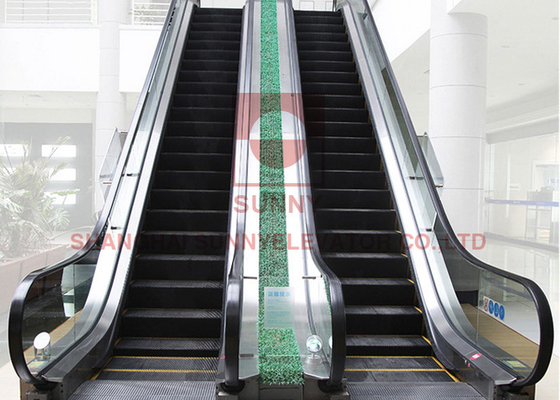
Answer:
335 0 554 388
222 0 253 391
8 0 181 385
285 0 346 391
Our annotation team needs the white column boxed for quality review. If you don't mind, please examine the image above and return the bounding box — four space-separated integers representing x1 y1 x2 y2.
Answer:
429 0 487 236
94 0 129 212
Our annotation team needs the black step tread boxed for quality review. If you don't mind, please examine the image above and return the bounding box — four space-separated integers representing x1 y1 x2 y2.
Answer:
157 153 232 171
174 82 237 95
346 356 442 370
295 23 346 33
195 8 242 15
178 71 238 83
305 108 368 123
347 335 432 356
183 49 240 61
300 60 356 73
133 254 225 281
345 306 420 316
345 369 454 384
166 121 234 137
189 22 241 32
186 40 240 51
182 60 239 72
315 208 394 229
297 32 348 42
298 50 353 62
310 170 386 189
192 14 242 24
153 171 231 190
149 189 230 210
187 31 241 42
294 10 340 16
130 280 223 289
305 121 373 137
162 136 233 153
123 309 222 319
104 356 218 370
298 41 351 52
346 382 484 399
340 278 413 286
294 15 343 25
114 337 220 357
70 381 215 400
312 188 390 209
302 82 362 95
302 94 365 108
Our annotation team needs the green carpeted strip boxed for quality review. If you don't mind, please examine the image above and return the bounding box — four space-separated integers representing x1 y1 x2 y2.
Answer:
258 0 304 386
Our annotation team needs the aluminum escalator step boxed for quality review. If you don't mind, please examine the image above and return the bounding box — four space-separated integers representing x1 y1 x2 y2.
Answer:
345 306 422 335
96 356 217 381
311 188 391 209
144 209 229 231
157 152 232 171
149 189 230 210
341 278 415 306
161 136 233 153
346 335 433 356
178 70 238 83
133 255 225 281
308 152 381 170
322 253 409 278
114 338 220 358
127 280 223 309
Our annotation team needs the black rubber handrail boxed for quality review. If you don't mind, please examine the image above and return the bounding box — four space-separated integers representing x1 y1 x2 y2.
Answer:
8 0 181 386
336 0 553 388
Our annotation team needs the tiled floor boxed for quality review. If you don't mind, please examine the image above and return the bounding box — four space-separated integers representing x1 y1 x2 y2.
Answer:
0 238 557 399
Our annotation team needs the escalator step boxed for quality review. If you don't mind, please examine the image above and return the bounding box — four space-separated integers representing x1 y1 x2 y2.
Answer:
189 22 241 32
133 255 225 281
153 171 231 189
305 121 373 137
316 230 402 253
157 153 232 171
183 49 240 61
309 152 380 170
192 14 242 24
187 30 241 42
114 338 220 358
307 136 375 153
298 41 351 52
294 15 343 25
305 107 368 122
144 210 228 231
310 170 386 189
298 50 353 62
120 309 222 338
341 278 415 306
302 94 364 108
345 306 423 335
346 336 432 356
128 280 223 309
149 189 230 210
186 40 240 51
182 59 239 72
294 10 340 17
295 23 345 33
161 136 233 153
175 82 237 95
139 231 229 255
195 8 242 15
314 209 396 230
297 32 348 43
173 95 236 109
322 253 408 278
166 121 234 137
169 107 235 122
312 188 391 209
178 70 238 83
302 82 362 95
345 356 454 383
96 356 218 381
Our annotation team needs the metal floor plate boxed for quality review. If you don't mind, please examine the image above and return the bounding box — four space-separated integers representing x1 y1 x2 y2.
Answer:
347 382 486 399
69 380 215 400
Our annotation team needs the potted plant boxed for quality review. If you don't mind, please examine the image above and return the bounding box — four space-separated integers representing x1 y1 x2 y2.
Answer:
0 138 77 306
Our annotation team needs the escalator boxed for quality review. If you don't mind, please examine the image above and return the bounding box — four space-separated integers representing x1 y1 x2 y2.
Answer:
296 10 487 398
85 7 241 385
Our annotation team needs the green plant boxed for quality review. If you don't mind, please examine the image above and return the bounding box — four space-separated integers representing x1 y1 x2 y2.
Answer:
0 138 76 260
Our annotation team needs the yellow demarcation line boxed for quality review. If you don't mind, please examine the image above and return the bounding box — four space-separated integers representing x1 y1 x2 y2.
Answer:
432 358 460 382
347 355 433 359
113 356 212 360
422 336 432 345
103 369 216 374
91 357 113 380
414 306 423 313
407 278 415 284
345 368 445 372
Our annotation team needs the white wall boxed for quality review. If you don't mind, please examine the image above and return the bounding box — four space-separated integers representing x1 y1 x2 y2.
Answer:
370 0 430 61
120 27 161 93
0 27 99 91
